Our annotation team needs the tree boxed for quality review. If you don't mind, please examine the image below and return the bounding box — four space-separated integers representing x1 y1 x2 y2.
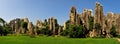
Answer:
0 25 4 36
54 19 59 35
0 18 5 25
0 18 6 36
0 18 12 36
21 22 28 33
95 23 101 30
89 16 94 31
60 20 70 36
3 24 12 36
110 25 117 37
69 25 84 38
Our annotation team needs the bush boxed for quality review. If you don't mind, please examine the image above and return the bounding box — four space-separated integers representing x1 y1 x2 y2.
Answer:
110 25 117 37
89 17 94 31
60 29 69 36
36 24 53 36
69 25 84 38
60 20 70 36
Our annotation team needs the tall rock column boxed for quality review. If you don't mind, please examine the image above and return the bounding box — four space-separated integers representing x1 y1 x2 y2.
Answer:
14 18 21 34
49 17 55 35
116 15 120 35
24 17 29 23
36 20 43 29
94 2 106 36
70 6 77 25
27 22 34 36
106 12 114 38
21 17 29 33
83 9 92 30
63 22 66 31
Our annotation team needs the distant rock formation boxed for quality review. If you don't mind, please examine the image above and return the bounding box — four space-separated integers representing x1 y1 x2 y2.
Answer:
68 2 120 38
83 9 92 30
70 6 77 25
49 17 55 35
27 22 36 36
63 22 66 31
21 17 29 33
115 15 120 35
7 2 120 38
93 2 106 37
9 18 22 34
24 17 29 23
36 20 44 29
105 12 114 38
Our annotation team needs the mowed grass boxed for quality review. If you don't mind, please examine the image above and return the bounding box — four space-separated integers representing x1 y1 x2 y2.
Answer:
0 35 119 44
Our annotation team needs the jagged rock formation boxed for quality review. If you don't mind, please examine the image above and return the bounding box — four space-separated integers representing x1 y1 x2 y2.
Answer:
21 17 29 33
89 29 96 37
83 9 92 30
69 6 92 28
43 19 48 26
70 6 77 25
6 2 120 38
9 18 22 34
94 2 106 37
106 13 120 37
36 20 45 29
77 13 84 25
24 17 29 23
58 26 62 36
115 15 120 35
106 12 114 38
27 22 36 36
63 22 66 31
68 2 120 38
49 17 55 35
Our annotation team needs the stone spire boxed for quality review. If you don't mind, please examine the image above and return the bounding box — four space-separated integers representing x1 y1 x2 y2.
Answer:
24 17 29 23
70 6 78 25
27 22 35 36
83 9 92 30
49 17 55 35
36 20 43 29
94 2 106 37
106 12 114 38
116 15 120 35
63 22 66 31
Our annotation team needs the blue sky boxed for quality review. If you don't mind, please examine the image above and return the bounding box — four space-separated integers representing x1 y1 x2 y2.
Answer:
0 0 120 25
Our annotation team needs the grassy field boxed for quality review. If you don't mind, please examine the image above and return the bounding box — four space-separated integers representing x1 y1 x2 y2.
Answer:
0 35 119 44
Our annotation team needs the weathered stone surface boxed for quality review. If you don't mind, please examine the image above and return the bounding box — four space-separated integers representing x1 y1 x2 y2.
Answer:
58 26 62 36
49 17 55 35
115 15 120 35
94 2 106 36
24 17 29 23
27 22 35 36
69 6 92 30
49 17 55 30
63 22 66 31
77 13 84 25
9 18 22 34
83 9 92 30
43 19 48 26
70 6 77 25
20 17 29 34
7 2 120 38
106 12 114 38
89 29 96 37
36 20 44 29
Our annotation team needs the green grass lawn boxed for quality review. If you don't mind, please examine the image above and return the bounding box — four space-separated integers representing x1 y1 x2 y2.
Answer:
0 35 119 44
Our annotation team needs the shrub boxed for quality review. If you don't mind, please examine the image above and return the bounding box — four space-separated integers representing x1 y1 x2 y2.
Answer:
69 25 84 38
110 25 117 37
